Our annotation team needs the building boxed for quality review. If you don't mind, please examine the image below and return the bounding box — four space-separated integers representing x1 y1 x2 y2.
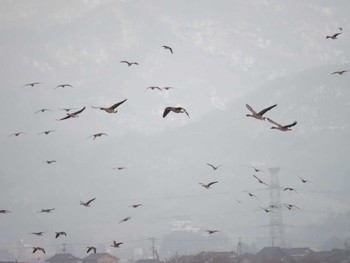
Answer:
82 253 119 263
45 253 82 263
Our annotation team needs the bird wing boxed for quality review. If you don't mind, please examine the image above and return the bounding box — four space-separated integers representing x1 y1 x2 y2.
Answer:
267 118 282 128
258 104 277 115
183 108 190 118
245 104 257 114
73 107 86 115
206 163 215 169
283 121 297 128
334 32 342 37
57 115 71 121
163 107 172 118
208 181 218 187
86 198 96 205
120 61 129 64
111 99 127 109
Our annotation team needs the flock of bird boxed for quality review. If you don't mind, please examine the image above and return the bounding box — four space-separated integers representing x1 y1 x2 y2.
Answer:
1 26 348 259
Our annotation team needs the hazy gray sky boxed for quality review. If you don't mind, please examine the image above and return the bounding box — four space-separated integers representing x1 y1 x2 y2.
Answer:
1 0 350 261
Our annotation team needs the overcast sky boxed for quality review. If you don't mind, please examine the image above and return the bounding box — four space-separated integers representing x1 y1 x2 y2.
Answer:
1 0 350 261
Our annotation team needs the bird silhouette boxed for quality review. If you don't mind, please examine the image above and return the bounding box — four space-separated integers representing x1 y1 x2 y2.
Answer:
253 175 269 186
37 208 55 213
35 109 51 114
267 118 297 131
112 167 127 170
57 107 86 121
162 45 173 54
246 104 277 120
283 187 297 193
206 163 222 170
8 132 25 137
55 231 67 238
80 198 96 207
88 133 108 140
45 160 56 164
111 240 123 248
326 32 342 39
32 247 45 254
120 61 138 66
86 246 97 253
253 167 263 172
258 206 273 213
119 216 132 223
0 210 11 214
24 82 41 87
162 87 175 91
331 70 348 75
298 176 310 183
56 84 73 89
244 191 258 199
283 203 300 210
146 86 162 91
206 230 220 234
91 99 127 113
129 204 142 208
199 181 218 189
30 232 45 236
163 107 189 118
38 130 55 135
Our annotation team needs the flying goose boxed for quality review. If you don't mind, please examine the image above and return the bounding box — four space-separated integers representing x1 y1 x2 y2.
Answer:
253 167 263 172
283 187 297 193
120 61 139 66
87 246 97 254
91 99 127 113
331 70 348 75
146 86 162 91
244 191 258 199
57 107 86 121
162 87 175 91
162 45 173 54
33 247 46 254
45 160 56 164
163 107 189 118
129 204 142 208
80 198 96 207
55 231 67 238
30 232 45 236
267 118 297 131
284 203 300 210
37 208 55 213
9 132 25 137
258 206 273 213
326 32 342 39
56 84 73 89
299 176 310 183
199 181 218 189
119 216 132 223
253 175 269 186
206 163 222 170
245 104 277 120
112 167 127 170
35 109 51 114
24 82 41 87
206 230 220 234
88 133 108 140
0 209 11 214
111 240 123 248
38 130 55 135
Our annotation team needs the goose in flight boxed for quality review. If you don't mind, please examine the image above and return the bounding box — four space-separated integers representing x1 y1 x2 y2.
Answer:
331 70 348 75
30 232 45 236
267 118 297 131
91 99 127 113
24 82 42 87
246 104 277 120
55 231 67 238
253 175 269 186
87 246 97 254
80 198 96 207
119 216 132 223
112 167 127 170
57 107 86 121
88 133 108 140
38 130 55 135
299 176 310 183
258 206 273 213
283 187 297 193
206 163 222 170
0 209 11 214
33 247 46 254
121 61 138 66
111 240 123 248
253 167 263 172
284 203 300 210
146 86 162 91
244 191 258 199
129 204 142 208
45 160 56 164
35 108 51 114
162 87 175 91
199 181 218 189
56 84 73 89
326 32 342 39
37 208 55 213
9 132 25 137
163 107 189 118
162 45 173 54
206 230 220 234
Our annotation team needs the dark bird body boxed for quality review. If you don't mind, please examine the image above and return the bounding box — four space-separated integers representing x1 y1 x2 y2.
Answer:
111 240 123 248
80 198 96 207
57 107 86 121
163 107 189 118
326 32 342 39
206 163 222 170
199 181 218 189
121 61 138 66
162 45 173 54
55 231 67 238
87 246 97 253
33 247 45 254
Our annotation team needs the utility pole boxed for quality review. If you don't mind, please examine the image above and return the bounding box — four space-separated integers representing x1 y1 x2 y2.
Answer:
236 237 242 256
62 243 67 254
149 237 156 260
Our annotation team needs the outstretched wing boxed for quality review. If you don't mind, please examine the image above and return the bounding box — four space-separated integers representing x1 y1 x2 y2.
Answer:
86 198 96 205
73 107 86 115
111 99 127 109
245 104 257 115
208 181 218 187
267 118 282 128
283 121 297 129
163 107 172 118
258 104 277 115
57 115 71 121
182 108 190 118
